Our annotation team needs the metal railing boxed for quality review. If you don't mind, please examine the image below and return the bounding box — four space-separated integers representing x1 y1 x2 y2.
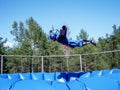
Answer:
0 50 120 74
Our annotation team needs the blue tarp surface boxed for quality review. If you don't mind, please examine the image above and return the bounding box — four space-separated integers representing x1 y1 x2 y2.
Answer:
0 68 120 90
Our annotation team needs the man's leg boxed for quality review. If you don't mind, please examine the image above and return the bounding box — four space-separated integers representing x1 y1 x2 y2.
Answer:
77 40 88 47
82 40 96 46
90 40 96 46
68 40 96 48
68 40 78 48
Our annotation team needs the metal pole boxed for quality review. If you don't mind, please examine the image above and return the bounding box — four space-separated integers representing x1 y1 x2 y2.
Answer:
21 58 22 72
41 56 44 72
80 54 82 72
66 57 69 72
31 57 33 72
1 55 3 74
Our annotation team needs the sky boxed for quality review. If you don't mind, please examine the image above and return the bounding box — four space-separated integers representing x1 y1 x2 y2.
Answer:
0 0 120 47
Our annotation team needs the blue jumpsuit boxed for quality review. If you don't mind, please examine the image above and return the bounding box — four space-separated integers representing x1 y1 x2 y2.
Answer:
50 30 91 48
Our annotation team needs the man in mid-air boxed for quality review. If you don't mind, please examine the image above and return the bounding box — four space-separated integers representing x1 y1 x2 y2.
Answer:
50 25 96 48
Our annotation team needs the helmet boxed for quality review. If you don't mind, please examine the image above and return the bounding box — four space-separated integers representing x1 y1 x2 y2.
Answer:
50 34 56 40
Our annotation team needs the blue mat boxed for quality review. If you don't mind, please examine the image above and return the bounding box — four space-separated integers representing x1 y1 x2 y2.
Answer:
0 69 120 90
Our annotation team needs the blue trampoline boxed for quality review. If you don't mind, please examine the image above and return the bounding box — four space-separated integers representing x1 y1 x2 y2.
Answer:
0 68 120 90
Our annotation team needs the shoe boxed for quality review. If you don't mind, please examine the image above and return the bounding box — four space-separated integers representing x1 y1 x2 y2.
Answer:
91 40 96 46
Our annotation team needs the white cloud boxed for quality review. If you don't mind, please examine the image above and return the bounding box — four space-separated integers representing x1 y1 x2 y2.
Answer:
4 41 14 48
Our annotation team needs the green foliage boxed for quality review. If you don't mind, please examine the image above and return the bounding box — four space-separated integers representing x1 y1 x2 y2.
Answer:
1 17 120 73
0 37 8 73
0 37 7 54
76 29 89 40
5 17 65 73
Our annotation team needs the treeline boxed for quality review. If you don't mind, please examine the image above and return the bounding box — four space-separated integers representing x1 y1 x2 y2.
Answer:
0 17 120 73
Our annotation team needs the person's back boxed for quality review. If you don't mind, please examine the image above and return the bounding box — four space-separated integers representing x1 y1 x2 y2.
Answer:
57 25 68 45
61 25 67 36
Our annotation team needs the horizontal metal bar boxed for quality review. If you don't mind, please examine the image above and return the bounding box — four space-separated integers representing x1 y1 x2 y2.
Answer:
0 50 120 57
